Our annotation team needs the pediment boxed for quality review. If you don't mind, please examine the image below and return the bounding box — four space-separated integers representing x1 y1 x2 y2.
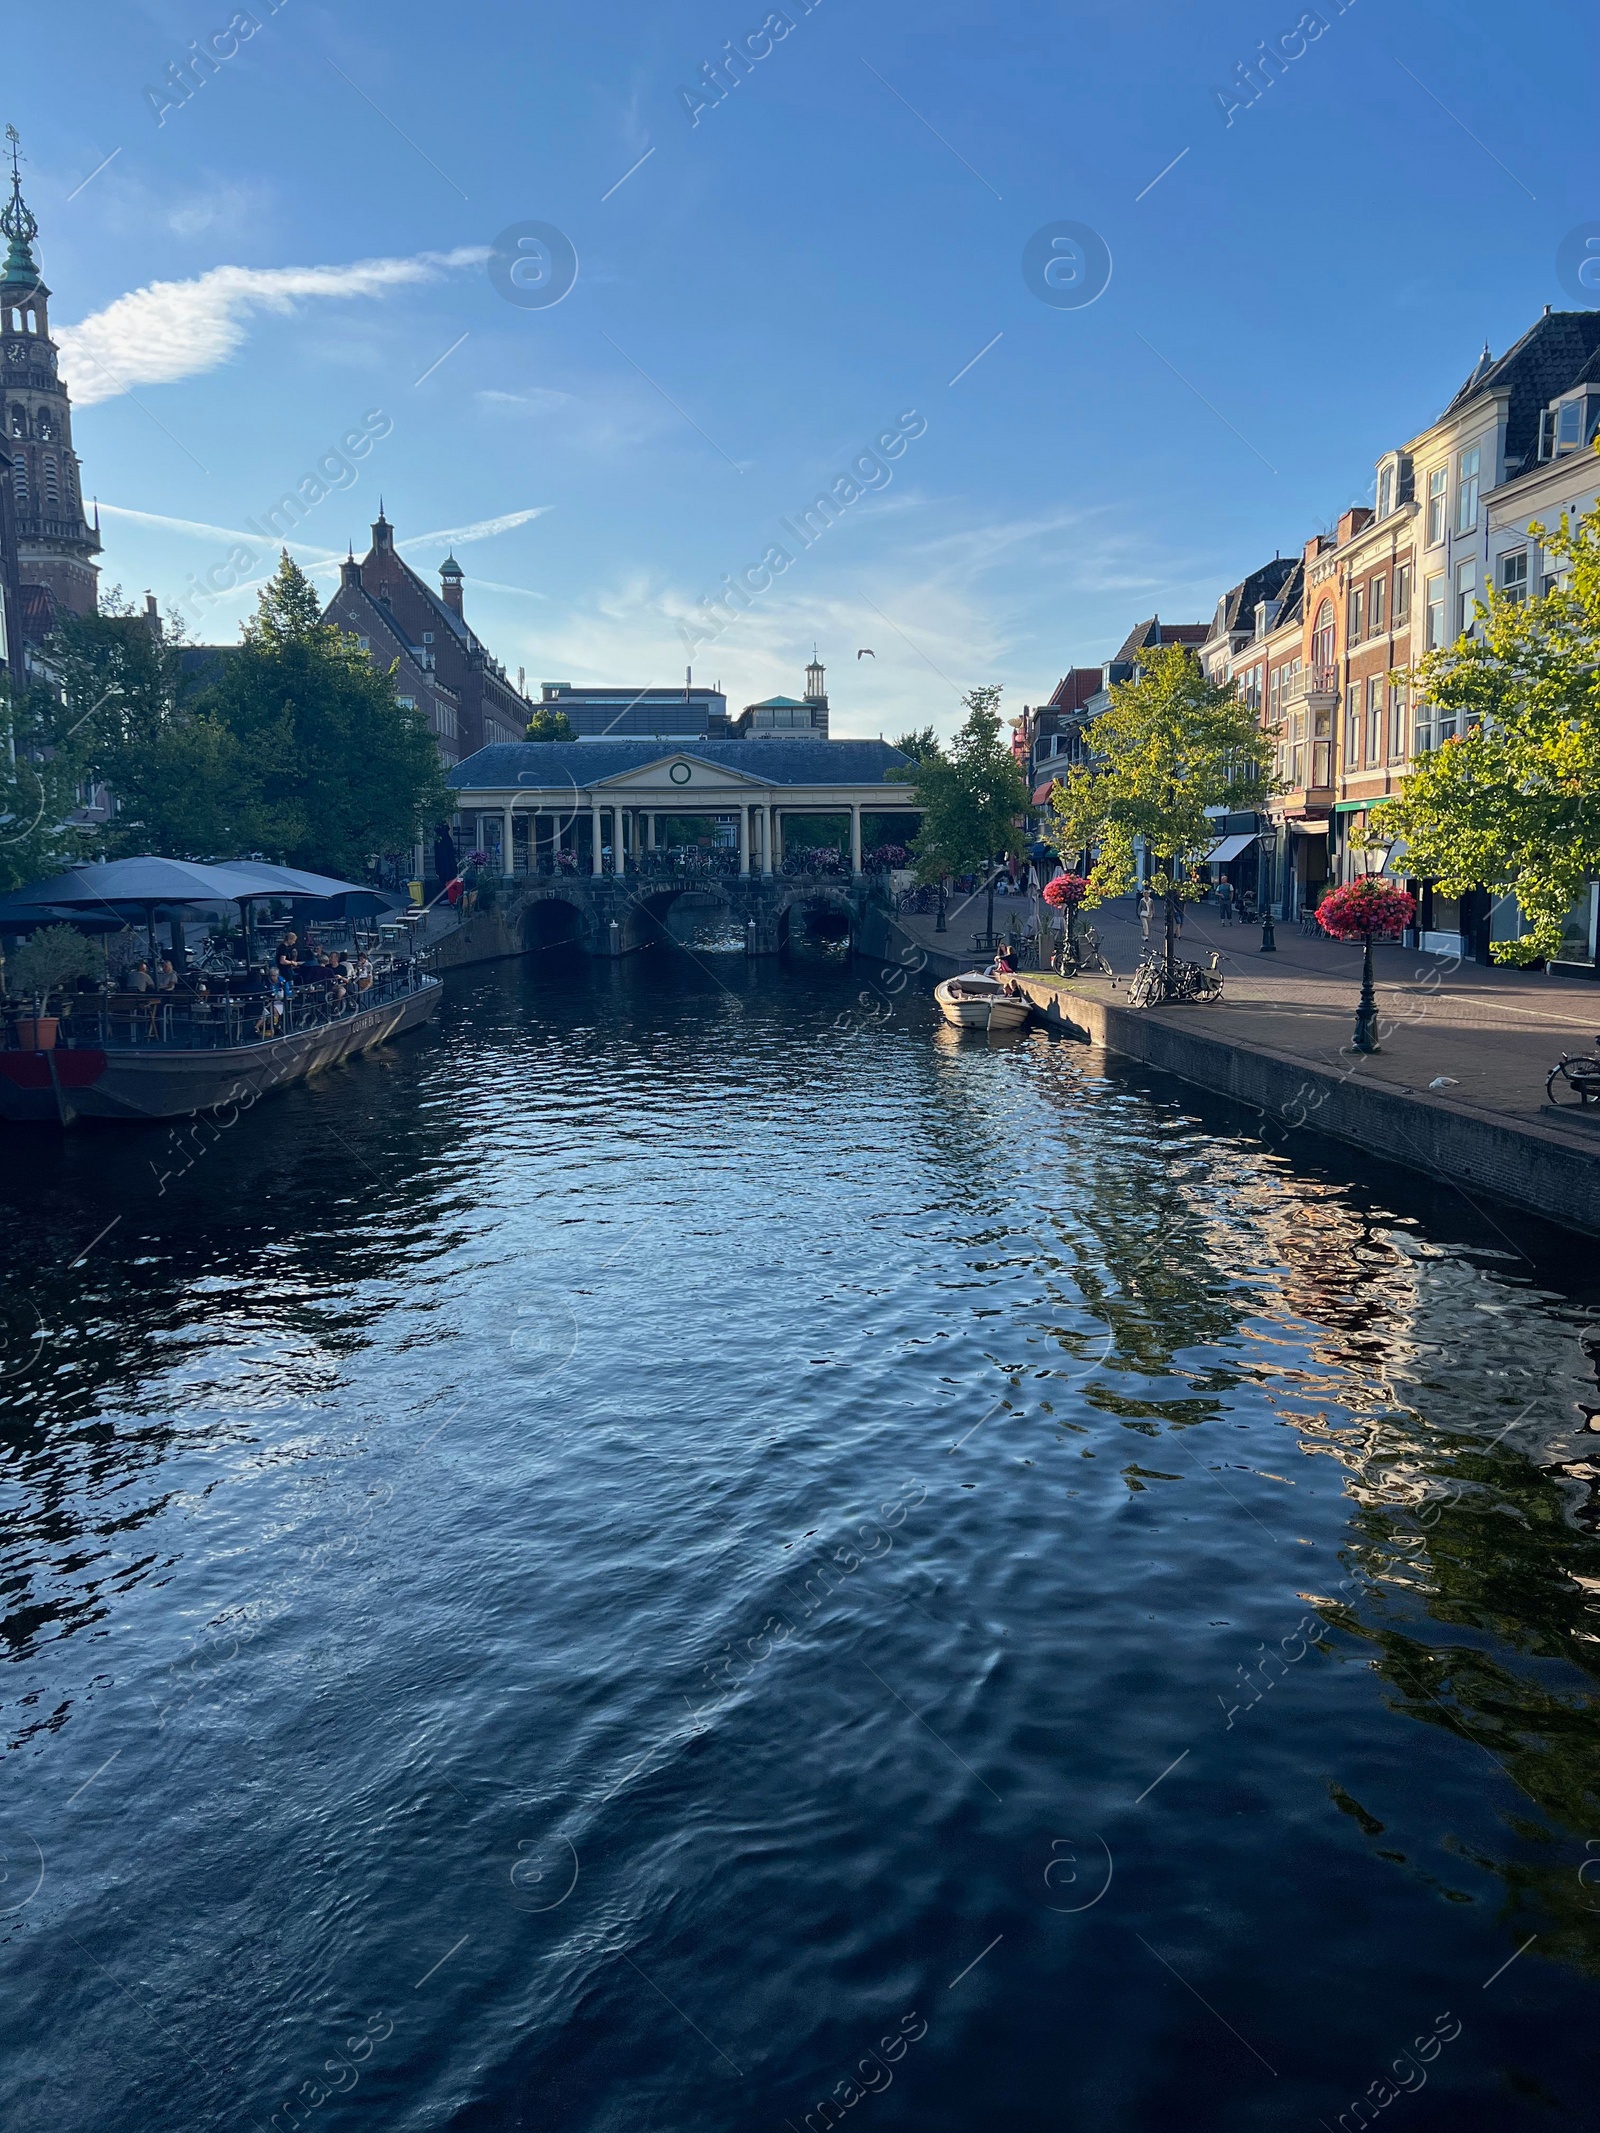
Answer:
589 753 766 792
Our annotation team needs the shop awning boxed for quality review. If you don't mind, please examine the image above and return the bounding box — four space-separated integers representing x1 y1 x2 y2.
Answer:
1206 832 1258 863
1031 779 1059 805
1332 795 1398 815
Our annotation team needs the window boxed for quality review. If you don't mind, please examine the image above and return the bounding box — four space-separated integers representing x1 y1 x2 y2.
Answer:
1394 563 1412 624
1312 601 1336 675
1377 464 1394 519
1425 574 1447 648
1499 549 1528 603
1456 445 1480 533
1347 585 1364 642
1456 559 1477 636
1345 697 1360 766
1368 575 1386 632
1558 399 1584 451
1426 467 1447 545
1389 686 1407 760
1367 677 1383 763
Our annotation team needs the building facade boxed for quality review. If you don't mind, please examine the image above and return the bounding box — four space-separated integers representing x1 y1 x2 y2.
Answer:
0 135 100 642
448 737 916 877
321 512 528 763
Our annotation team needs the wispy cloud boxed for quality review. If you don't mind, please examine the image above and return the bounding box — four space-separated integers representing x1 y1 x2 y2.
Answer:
57 247 486 406
96 500 340 558
477 387 572 414
398 507 552 550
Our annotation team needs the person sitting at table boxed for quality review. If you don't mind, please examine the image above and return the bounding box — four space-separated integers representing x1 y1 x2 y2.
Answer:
127 961 153 994
353 952 374 998
156 958 179 993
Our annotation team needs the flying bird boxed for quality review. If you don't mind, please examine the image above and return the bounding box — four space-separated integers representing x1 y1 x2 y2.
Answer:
856 648 875 659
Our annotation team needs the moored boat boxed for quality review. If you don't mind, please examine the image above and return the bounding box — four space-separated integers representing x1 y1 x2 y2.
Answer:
0 966 442 1125
934 972 1031 1032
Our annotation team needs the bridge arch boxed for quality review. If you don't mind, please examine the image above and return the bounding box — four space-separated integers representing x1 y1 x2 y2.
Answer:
521 892 591 956
776 885 856 958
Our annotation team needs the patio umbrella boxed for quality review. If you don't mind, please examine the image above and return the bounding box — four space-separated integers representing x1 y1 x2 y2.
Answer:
16 858 291 968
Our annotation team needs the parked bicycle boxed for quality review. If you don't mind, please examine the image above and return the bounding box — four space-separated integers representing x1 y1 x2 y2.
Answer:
1052 922 1113 980
1546 1036 1600 1109
1127 951 1224 1007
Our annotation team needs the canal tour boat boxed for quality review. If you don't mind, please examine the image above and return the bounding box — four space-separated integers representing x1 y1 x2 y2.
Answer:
934 972 1031 1033
0 962 442 1126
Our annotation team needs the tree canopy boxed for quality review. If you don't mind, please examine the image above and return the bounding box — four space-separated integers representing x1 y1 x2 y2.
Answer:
892 725 940 764
1047 645 1275 905
525 706 574 742
1385 480 1600 966
894 686 1028 885
45 556 446 878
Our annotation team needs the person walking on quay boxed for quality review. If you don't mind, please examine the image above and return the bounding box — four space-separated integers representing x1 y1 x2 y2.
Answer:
1138 886 1153 942
1217 878 1234 925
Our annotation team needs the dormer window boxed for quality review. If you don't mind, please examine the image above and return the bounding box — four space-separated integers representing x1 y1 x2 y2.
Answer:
422 631 433 643
1377 462 1395 519
1539 394 1599 460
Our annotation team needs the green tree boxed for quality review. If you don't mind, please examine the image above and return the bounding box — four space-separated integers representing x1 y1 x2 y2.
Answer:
525 706 574 742
202 553 448 876
0 670 94 892
894 686 1028 943
893 725 940 763
1385 481 1600 966
1049 644 1275 986
45 594 268 861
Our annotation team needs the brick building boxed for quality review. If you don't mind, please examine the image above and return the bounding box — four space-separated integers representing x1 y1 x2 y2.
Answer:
321 511 529 765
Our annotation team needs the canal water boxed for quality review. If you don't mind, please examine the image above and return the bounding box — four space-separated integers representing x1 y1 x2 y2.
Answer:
2 950 1598 2133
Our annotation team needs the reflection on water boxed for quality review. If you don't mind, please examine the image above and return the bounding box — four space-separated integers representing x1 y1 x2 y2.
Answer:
1 950 1597 2133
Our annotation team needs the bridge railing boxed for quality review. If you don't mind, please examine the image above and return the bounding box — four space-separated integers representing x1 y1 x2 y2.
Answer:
633 850 741 879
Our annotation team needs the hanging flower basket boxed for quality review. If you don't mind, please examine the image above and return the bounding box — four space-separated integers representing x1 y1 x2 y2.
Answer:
1042 872 1089 911
1314 878 1416 941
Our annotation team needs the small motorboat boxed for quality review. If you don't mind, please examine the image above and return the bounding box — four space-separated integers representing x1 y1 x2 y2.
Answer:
934 972 1031 1032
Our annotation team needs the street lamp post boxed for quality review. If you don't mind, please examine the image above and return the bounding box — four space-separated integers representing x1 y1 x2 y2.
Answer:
1351 839 1384 1054
1258 830 1278 953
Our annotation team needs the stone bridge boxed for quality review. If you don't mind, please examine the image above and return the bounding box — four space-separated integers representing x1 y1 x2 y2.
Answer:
498 870 891 958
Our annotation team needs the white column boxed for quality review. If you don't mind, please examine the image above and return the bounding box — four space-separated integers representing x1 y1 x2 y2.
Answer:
616 807 627 876
502 806 515 876
849 803 862 876
590 800 603 876
646 810 657 851
739 806 750 875
767 806 778 875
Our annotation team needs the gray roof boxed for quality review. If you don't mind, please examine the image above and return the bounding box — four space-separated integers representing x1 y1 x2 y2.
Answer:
449 737 913 789
1440 308 1600 467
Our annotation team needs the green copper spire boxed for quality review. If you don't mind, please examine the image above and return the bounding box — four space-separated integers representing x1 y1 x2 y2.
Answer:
2 124 40 285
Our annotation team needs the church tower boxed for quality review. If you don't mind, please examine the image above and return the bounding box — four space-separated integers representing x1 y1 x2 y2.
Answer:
1 126 101 628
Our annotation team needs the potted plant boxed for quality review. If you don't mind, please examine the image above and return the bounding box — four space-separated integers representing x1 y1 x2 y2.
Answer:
1042 871 1089 968
1314 876 1417 1053
7 925 106 1050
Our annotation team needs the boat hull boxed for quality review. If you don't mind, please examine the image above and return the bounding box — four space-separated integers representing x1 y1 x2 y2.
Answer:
934 977 1031 1032
0 979 442 1124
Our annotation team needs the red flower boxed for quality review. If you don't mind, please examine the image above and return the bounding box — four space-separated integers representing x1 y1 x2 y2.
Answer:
1043 872 1089 910
1314 877 1417 941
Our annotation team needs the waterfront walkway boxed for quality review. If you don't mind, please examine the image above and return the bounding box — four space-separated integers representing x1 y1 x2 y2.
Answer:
886 892 1600 1233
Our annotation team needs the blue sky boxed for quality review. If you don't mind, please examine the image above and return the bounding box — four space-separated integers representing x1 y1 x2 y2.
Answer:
14 0 1596 737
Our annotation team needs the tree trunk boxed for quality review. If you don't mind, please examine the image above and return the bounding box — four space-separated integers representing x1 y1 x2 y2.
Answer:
986 876 996 949
1163 860 1177 996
